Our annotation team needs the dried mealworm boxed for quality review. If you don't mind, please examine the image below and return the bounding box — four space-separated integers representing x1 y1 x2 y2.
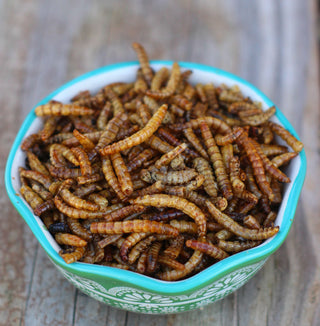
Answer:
217 239 261 253
103 204 146 222
55 233 87 247
229 156 245 194
154 143 187 169
268 121 303 152
20 168 52 190
27 151 50 176
132 42 154 85
60 246 86 264
163 234 185 259
100 104 167 155
90 220 179 236
67 218 92 242
251 139 290 183
157 249 203 281
147 241 162 273
200 121 233 200
186 239 229 260
127 148 158 172
141 169 198 185
35 103 94 116
111 152 133 196
54 195 109 219
146 62 180 99
72 129 96 150
271 152 298 168
95 113 127 151
20 185 44 210
169 220 198 234
243 215 260 230
71 147 92 176
131 194 207 237
234 127 274 201
204 83 219 110
102 157 127 201
193 157 218 198
151 67 169 91
206 201 279 240
183 128 209 159
157 254 185 271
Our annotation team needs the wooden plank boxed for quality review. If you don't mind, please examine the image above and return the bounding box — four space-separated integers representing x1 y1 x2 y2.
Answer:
0 1 40 325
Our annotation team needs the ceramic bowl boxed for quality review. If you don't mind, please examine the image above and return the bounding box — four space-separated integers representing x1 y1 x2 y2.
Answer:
5 61 306 314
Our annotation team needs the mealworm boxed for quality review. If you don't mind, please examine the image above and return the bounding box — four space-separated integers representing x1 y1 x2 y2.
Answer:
200 121 233 200
145 62 180 99
268 121 304 152
183 128 209 159
127 148 158 172
234 127 274 201
55 233 87 247
95 113 127 151
20 185 44 210
229 156 245 194
134 69 148 93
111 152 133 196
102 157 127 201
35 103 94 116
54 195 109 219
154 143 187 169
163 234 185 259
217 239 261 253
204 83 219 110
271 152 298 168
186 239 229 260
72 129 96 150
40 116 60 141
169 220 198 234
193 157 218 198
158 254 185 271
100 104 167 155
151 67 169 91
90 220 179 236
20 168 52 190
131 194 207 237
147 241 162 273
206 201 279 240
171 95 193 111
157 249 203 281
103 204 146 222
251 139 290 183
132 42 154 85
141 168 198 185
60 246 86 264
71 147 92 176
243 215 260 230
67 218 92 242
97 234 122 249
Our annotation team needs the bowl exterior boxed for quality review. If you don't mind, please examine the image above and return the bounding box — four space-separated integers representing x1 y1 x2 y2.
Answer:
52 257 267 314
5 61 306 314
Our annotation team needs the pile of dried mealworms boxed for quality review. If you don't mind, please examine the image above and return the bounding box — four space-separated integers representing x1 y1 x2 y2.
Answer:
19 43 303 281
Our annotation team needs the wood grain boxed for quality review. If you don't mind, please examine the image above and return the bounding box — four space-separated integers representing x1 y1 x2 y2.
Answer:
0 0 318 325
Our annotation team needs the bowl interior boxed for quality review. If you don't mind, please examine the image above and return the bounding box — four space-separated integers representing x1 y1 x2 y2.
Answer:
5 61 307 294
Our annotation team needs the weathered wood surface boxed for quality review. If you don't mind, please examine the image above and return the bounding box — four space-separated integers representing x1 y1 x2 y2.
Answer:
0 0 319 325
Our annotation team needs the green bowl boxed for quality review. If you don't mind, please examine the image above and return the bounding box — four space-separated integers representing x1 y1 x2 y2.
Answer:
5 61 306 314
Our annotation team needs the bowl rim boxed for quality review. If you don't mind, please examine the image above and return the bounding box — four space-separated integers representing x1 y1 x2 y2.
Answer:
5 60 307 295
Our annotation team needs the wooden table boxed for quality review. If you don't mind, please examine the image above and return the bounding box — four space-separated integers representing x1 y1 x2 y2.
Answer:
1 0 319 325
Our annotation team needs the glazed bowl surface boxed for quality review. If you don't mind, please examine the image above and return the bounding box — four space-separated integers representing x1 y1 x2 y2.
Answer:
5 61 306 314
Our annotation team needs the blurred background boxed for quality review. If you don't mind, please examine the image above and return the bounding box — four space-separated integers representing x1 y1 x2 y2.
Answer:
0 1 319 325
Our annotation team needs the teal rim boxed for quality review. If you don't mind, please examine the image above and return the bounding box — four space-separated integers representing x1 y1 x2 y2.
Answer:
5 60 307 295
